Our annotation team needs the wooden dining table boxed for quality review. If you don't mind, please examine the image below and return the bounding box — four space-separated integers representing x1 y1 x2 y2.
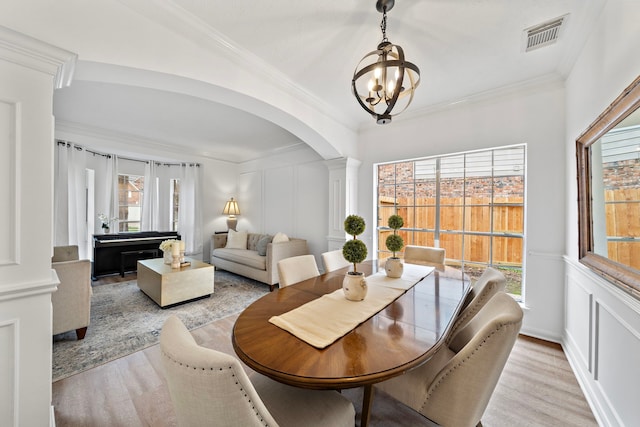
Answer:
232 260 471 427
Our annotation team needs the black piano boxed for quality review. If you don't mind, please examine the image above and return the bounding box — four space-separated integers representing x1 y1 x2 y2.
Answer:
92 231 180 280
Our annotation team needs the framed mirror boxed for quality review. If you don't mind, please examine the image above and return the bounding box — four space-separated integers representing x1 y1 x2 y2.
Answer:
577 75 640 296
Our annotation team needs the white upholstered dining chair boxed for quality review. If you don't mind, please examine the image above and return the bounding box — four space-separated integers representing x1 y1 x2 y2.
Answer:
321 249 351 273
277 254 320 288
375 292 523 427
160 315 355 427
404 245 446 271
447 266 507 343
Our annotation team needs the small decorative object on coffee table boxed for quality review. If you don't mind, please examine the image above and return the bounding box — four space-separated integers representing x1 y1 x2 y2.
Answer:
171 242 180 269
342 214 368 301
160 239 179 265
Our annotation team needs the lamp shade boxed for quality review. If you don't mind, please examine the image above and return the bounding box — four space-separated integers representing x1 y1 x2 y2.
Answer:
222 198 240 216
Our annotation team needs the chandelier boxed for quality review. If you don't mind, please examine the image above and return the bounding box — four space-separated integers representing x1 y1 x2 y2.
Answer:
351 0 420 124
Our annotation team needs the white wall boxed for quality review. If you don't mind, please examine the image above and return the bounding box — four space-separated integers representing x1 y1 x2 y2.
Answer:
563 1 640 425
238 145 329 265
356 81 567 341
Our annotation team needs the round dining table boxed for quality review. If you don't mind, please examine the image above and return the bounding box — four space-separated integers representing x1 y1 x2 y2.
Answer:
232 260 470 427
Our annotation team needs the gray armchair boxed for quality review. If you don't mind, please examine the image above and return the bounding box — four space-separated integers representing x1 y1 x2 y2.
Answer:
51 245 91 339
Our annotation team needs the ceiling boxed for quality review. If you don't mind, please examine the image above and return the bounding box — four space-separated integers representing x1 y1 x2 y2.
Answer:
52 0 606 163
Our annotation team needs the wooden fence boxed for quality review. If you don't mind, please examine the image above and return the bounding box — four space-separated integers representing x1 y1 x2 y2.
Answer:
378 197 524 266
605 188 640 270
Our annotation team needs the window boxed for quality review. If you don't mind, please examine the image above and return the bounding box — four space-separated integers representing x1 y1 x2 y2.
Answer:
376 145 526 297
170 178 180 232
118 174 144 232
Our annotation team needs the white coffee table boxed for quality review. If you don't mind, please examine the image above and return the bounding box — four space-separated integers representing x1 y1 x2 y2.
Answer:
137 257 214 307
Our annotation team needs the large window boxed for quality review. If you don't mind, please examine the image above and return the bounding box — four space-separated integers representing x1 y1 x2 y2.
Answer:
376 145 526 297
118 174 144 232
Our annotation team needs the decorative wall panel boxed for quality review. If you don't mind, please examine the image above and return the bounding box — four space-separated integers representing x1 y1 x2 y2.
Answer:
0 99 17 266
565 275 592 371
0 319 17 426
594 301 640 424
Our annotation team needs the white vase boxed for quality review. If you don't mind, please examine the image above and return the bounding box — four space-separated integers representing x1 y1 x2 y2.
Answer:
343 272 367 301
385 257 404 278
163 250 172 265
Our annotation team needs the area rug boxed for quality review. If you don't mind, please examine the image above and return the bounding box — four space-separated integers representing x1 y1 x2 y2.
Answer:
52 271 269 382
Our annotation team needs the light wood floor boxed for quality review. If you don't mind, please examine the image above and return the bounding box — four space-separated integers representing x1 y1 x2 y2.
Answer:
52 306 599 426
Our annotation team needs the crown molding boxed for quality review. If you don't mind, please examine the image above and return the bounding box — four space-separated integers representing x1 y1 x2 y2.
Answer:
0 25 77 88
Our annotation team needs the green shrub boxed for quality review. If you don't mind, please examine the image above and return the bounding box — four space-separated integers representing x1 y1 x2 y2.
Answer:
343 239 367 272
386 234 404 257
386 214 404 257
344 215 365 237
342 214 367 273
388 214 404 230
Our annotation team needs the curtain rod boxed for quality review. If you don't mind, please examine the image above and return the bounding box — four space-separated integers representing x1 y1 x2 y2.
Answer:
56 140 199 167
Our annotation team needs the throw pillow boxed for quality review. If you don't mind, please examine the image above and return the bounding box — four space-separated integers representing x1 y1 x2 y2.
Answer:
272 232 289 244
256 235 272 256
225 230 248 249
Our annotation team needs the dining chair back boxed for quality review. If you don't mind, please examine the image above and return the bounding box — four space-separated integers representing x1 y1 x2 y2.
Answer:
447 266 507 343
321 249 351 273
160 315 355 427
376 292 522 427
277 254 320 288
404 245 446 271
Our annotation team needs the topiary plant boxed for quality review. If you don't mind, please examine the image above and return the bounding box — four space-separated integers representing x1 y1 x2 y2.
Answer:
342 215 367 274
385 214 404 258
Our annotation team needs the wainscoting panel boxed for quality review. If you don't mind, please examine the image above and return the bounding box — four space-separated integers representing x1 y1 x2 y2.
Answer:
565 274 592 371
239 171 263 233
0 99 17 267
564 257 640 426
594 299 640 424
264 166 295 236
0 319 17 426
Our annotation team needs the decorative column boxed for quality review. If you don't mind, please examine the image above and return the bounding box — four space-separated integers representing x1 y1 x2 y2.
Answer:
0 25 76 427
325 157 361 251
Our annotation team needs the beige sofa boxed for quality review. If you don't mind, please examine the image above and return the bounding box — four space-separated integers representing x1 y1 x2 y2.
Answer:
51 245 92 339
211 233 308 291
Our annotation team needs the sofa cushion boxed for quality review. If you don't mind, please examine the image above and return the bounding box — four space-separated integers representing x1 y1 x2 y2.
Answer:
226 230 248 249
247 233 264 251
272 232 289 244
256 235 272 256
212 248 267 271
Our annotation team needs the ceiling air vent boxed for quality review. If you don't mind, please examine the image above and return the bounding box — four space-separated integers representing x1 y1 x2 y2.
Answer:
524 15 566 52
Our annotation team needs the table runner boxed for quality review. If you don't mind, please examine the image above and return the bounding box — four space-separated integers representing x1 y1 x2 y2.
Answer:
269 265 434 348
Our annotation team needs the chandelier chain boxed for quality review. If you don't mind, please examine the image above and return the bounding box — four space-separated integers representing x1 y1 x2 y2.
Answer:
380 7 388 42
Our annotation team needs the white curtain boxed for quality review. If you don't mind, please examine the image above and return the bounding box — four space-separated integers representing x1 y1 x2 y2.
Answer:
54 142 88 258
91 153 117 235
106 155 119 232
178 163 202 255
141 161 159 231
